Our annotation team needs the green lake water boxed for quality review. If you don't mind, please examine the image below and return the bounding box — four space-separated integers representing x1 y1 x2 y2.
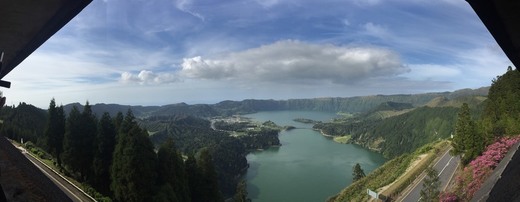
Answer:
244 111 387 202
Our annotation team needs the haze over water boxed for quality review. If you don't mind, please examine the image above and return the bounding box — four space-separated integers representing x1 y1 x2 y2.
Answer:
244 111 387 202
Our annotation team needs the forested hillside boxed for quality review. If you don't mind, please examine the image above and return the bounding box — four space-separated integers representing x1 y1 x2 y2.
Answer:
0 103 47 144
481 66 520 136
64 87 489 119
314 97 487 158
143 115 248 198
1 101 226 202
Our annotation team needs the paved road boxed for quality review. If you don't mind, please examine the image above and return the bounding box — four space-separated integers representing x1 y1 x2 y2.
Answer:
398 149 460 202
18 147 95 202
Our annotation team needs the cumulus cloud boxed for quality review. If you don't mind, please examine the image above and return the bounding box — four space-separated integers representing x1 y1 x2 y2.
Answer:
120 70 179 84
180 40 409 84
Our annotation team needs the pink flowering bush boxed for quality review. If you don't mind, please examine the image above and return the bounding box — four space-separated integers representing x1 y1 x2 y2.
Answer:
439 191 458 202
455 135 520 200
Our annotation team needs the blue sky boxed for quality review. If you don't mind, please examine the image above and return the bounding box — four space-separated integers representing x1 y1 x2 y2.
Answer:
4 0 513 108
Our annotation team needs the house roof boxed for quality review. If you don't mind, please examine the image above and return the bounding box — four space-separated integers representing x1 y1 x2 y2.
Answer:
0 0 92 85
466 0 520 68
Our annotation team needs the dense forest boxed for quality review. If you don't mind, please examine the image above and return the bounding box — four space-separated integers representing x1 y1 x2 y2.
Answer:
452 66 520 163
144 115 249 198
0 102 47 144
2 101 226 201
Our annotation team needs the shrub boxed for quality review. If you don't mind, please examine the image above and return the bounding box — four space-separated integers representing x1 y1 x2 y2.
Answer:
455 135 520 200
439 192 458 202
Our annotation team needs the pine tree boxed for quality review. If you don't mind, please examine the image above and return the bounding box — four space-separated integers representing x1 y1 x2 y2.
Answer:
62 106 83 177
55 105 65 166
197 149 223 202
43 99 65 166
62 102 98 181
43 99 56 152
111 109 157 202
186 154 203 202
156 139 190 202
81 102 97 181
185 151 223 202
92 112 116 195
419 167 440 202
113 111 124 135
352 163 366 182
452 103 483 163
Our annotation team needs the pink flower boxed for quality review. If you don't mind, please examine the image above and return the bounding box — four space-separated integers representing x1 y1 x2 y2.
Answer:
453 135 520 200
440 192 458 202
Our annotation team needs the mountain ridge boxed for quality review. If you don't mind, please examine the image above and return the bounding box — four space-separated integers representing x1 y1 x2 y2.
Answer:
61 87 489 118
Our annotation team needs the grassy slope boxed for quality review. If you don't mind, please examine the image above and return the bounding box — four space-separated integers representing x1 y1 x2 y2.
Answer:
330 141 450 202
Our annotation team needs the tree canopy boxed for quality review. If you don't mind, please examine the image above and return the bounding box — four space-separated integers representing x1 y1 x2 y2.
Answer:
352 163 366 182
419 167 440 202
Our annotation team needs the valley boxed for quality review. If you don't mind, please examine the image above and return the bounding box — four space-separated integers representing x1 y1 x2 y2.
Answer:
2 85 506 201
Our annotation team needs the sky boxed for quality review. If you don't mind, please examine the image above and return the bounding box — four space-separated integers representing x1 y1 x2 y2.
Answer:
3 0 514 108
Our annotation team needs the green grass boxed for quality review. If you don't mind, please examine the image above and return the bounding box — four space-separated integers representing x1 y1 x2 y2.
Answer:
333 135 351 144
330 140 450 202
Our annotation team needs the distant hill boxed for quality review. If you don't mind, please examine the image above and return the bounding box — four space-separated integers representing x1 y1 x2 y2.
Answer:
425 96 487 108
62 87 489 119
0 103 47 143
314 94 488 158
63 103 159 118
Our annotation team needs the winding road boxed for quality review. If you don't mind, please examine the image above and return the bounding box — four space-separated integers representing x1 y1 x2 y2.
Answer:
398 148 460 202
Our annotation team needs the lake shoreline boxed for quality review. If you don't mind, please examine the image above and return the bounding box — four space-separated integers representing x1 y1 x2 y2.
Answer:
316 128 335 137
244 110 387 202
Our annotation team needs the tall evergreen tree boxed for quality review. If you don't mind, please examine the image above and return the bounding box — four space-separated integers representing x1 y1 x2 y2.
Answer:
43 99 65 166
92 112 116 195
55 105 65 166
43 99 56 152
62 102 98 180
156 139 190 202
113 111 124 134
352 163 366 182
419 167 440 202
62 106 83 177
111 109 157 202
186 154 203 202
81 102 97 181
452 103 483 163
197 149 223 202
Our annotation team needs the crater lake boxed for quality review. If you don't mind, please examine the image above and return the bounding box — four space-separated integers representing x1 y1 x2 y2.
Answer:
244 111 387 202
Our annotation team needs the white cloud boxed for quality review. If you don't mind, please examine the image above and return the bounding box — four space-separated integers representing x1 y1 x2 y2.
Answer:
120 70 179 84
180 40 409 84
175 0 205 21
